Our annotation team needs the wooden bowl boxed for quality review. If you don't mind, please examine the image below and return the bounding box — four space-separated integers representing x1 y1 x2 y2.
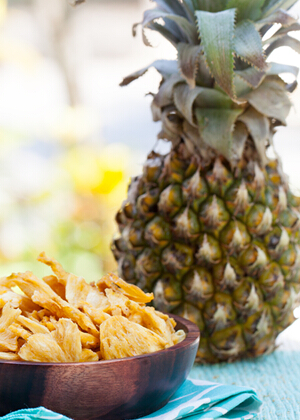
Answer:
0 315 199 420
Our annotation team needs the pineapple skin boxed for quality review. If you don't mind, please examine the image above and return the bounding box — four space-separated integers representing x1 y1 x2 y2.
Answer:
112 143 300 363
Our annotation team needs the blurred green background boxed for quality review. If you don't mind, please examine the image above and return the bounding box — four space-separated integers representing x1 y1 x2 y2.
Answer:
0 0 299 302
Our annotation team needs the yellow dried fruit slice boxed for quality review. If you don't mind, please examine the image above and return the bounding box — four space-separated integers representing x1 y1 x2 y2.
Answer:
65 274 107 309
172 330 186 345
100 316 167 360
0 303 21 352
82 303 111 326
5 272 58 301
79 348 99 362
19 333 68 363
79 331 100 349
127 301 174 347
31 290 99 337
37 252 69 285
51 319 82 363
43 275 66 299
17 315 50 335
0 286 40 313
9 323 32 340
97 273 153 303
105 288 130 317
0 351 20 360
38 253 107 310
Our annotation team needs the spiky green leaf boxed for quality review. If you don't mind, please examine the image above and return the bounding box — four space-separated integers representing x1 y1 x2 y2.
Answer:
196 9 236 99
235 66 267 88
177 43 202 88
120 60 178 86
153 0 191 19
166 15 199 44
243 77 292 124
195 108 244 162
238 107 270 165
147 22 180 47
192 0 228 12
234 74 254 97
153 74 184 108
134 9 198 45
196 55 215 87
235 20 267 70
194 89 234 109
173 83 233 125
226 0 265 21
264 35 300 56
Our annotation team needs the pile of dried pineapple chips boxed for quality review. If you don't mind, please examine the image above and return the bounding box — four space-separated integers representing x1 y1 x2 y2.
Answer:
0 253 185 363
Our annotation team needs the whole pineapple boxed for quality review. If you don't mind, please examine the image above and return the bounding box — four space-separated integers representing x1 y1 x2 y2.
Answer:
112 0 300 363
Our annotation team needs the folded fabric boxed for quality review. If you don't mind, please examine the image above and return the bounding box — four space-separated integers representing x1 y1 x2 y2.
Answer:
0 378 262 420
0 407 70 420
139 378 262 420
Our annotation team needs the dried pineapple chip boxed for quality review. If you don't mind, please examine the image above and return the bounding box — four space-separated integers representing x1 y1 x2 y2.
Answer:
5 272 58 301
33 309 52 321
19 333 68 363
19 319 83 363
65 274 106 309
97 273 153 303
0 286 40 313
0 330 19 352
0 303 21 352
82 303 110 327
0 351 20 360
51 318 82 362
172 330 186 345
43 275 66 299
31 289 99 337
79 348 99 362
17 315 50 335
127 301 174 347
47 314 99 348
9 323 32 340
100 316 167 360
79 331 100 349
105 288 130 317
38 252 107 310
37 252 69 285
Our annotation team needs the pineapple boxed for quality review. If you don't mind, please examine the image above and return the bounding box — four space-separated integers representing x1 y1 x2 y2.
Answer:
112 0 300 363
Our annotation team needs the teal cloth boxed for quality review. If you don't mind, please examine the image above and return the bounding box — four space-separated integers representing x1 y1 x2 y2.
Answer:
139 378 262 419
0 408 70 420
190 350 300 420
0 378 262 420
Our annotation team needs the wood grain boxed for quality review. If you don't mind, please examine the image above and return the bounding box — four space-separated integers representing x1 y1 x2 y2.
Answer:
0 315 199 420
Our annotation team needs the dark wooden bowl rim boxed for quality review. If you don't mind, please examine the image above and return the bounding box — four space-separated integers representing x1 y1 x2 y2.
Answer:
0 314 200 367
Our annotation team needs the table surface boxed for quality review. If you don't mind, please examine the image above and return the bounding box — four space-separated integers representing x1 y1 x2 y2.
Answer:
189 319 300 420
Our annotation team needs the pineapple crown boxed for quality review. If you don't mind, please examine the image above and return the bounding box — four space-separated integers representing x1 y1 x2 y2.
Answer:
121 0 300 166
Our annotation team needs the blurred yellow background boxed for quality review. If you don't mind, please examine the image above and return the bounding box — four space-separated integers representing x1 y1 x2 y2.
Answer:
0 0 299 303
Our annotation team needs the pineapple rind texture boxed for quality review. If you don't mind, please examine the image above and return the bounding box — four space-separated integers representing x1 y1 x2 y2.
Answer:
112 148 300 363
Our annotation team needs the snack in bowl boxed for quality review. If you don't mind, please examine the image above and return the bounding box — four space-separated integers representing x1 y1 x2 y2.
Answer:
0 252 186 363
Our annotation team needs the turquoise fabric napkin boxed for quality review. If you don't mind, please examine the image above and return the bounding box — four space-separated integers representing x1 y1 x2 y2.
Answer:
139 378 262 420
0 407 69 420
0 378 262 420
